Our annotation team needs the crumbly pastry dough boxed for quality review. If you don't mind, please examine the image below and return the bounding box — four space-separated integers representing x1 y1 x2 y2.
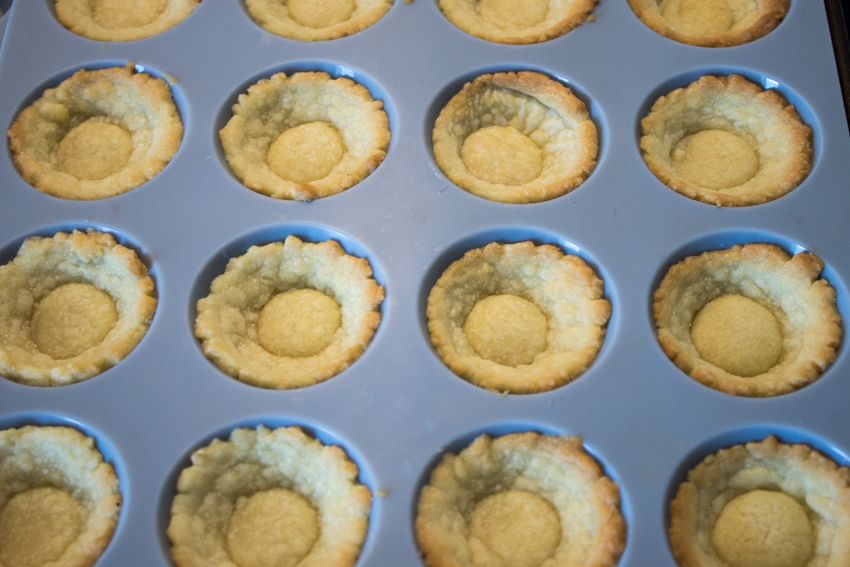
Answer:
669 435 850 567
439 0 596 44
55 0 200 42
653 243 842 397
416 432 625 567
0 229 157 387
427 241 610 394
195 235 384 389
245 0 391 41
7 64 183 200
628 0 789 47
641 75 812 207
168 425 371 567
219 72 390 201
433 72 598 204
0 426 121 567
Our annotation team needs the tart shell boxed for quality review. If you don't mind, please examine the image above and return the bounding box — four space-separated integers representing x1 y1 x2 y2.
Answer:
245 0 392 41
653 243 842 397
433 71 598 204
55 0 200 42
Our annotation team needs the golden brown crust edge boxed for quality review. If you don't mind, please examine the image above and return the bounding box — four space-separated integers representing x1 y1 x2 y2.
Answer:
439 0 597 44
7 64 183 200
641 75 812 207
669 436 850 567
433 71 598 204
245 0 392 41
54 0 201 42
627 0 789 47
416 432 626 567
427 241 610 394
653 243 842 397
0 229 157 387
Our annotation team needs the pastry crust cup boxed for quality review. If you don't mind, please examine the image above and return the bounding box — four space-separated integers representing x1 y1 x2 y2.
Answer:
0 426 121 567
416 432 626 567
168 425 372 567
245 0 391 41
0 229 158 387
427 241 610 394
55 0 200 42
195 235 384 389
219 71 390 201
640 75 813 207
439 0 596 44
7 64 182 200
433 72 598 204
653 243 842 397
628 0 789 47
670 435 850 567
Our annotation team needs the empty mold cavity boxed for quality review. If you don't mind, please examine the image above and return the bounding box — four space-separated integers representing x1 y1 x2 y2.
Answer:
157 417 378 566
214 61 396 199
425 66 605 201
419 227 616 394
649 229 847 395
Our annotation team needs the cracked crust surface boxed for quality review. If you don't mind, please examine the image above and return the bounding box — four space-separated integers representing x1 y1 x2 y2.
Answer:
433 72 598 204
219 72 390 201
628 0 789 47
195 235 384 389
670 435 850 567
0 426 121 567
416 432 625 567
0 229 157 387
641 75 812 207
439 0 596 44
55 0 200 42
168 425 371 567
7 64 182 200
246 0 391 41
653 243 842 397
427 241 610 394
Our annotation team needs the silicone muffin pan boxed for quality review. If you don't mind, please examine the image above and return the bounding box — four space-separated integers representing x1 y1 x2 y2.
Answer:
0 1 849 566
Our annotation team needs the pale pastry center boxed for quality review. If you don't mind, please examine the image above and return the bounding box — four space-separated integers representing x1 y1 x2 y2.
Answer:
469 490 561 567
712 490 813 567
92 0 167 29
461 126 543 186
660 0 735 34
31 283 119 360
0 487 85 567
690 294 783 377
464 294 548 367
478 0 549 29
286 0 356 28
257 288 342 358
671 129 759 190
267 122 345 183
226 488 320 567
57 120 133 181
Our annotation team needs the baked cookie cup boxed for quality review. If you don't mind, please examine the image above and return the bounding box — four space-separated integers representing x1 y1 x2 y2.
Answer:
0 229 157 387
55 0 200 42
439 0 597 44
416 432 626 567
168 425 371 567
433 72 598 204
0 426 121 567
195 235 384 389
653 243 842 397
628 0 789 47
245 0 392 41
641 75 812 207
219 71 390 201
669 435 850 567
7 64 183 200
427 241 610 394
